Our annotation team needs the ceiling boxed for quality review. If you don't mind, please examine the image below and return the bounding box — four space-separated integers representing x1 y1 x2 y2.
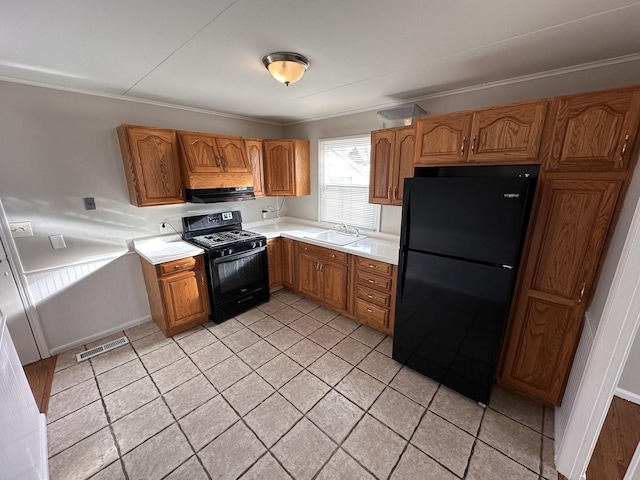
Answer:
1 0 639 124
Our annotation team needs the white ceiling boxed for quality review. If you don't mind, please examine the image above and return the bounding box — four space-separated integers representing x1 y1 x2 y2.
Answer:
1 0 639 124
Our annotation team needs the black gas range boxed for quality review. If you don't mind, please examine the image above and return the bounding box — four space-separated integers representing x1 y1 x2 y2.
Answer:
182 211 269 323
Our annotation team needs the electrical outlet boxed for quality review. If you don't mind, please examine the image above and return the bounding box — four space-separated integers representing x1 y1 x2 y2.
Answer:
9 221 33 238
261 209 268 219
159 222 169 234
83 197 96 210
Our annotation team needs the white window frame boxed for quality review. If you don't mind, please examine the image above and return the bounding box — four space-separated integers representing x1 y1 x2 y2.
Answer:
317 134 381 232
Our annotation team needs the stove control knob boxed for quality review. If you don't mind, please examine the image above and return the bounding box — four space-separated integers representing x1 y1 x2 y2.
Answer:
251 241 258 248
227 247 233 256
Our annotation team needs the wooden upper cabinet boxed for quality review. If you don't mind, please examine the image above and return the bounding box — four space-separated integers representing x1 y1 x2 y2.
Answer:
543 88 640 172
414 112 472 165
178 132 250 174
393 127 416 205
117 125 184 206
468 101 547 163
215 136 251 172
245 138 265 197
263 140 310 196
498 178 623 404
369 126 415 206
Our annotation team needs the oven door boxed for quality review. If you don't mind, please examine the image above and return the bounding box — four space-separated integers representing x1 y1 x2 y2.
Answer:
208 246 269 306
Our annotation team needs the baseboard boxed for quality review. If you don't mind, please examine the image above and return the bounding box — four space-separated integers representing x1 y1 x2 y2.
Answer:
39 413 48 480
615 387 640 406
49 315 152 355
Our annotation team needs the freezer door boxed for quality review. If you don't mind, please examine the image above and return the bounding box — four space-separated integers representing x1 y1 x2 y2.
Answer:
393 250 515 404
401 177 533 266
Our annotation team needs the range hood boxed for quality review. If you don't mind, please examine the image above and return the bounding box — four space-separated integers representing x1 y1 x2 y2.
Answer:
185 187 255 203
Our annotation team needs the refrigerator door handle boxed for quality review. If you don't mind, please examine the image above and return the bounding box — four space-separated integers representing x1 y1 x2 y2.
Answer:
502 264 514 270
397 250 408 302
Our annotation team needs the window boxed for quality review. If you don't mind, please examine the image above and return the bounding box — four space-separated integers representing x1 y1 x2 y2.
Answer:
318 135 379 231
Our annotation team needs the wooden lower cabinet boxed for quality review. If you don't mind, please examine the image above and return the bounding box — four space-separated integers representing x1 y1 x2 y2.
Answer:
351 257 396 335
297 243 349 313
140 255 210 337
281 238 295 288
267 238 283 291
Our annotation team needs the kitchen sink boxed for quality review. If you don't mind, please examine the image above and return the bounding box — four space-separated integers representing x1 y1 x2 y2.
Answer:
305 230 367 246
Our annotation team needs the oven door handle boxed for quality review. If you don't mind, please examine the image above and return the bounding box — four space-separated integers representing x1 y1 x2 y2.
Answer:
212 246 267 264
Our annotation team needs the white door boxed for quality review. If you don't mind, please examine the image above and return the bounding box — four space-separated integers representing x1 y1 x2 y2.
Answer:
0 236 41 365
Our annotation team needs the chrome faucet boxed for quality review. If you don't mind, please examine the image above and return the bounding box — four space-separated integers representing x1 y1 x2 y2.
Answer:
334 221 348 233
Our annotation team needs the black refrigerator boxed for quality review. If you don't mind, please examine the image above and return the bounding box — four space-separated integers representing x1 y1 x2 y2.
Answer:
392 166 538 405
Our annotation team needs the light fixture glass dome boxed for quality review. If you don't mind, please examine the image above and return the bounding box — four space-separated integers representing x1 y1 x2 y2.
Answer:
262 52 309 86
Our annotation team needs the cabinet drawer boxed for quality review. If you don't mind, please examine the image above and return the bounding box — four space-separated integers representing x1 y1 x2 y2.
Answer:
356 285 391 308
355 299 389 328
356 257 392 276
299 243 348 264
157 256 202 276
356 270 393 292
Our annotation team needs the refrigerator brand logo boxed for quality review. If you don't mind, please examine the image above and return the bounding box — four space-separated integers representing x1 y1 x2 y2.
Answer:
503 193 520 198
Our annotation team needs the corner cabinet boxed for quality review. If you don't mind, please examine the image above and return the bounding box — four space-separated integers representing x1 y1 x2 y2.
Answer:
297 243 350 313
369 126 415 206
263 140 310 196
117 125 185 206
139 256 210 337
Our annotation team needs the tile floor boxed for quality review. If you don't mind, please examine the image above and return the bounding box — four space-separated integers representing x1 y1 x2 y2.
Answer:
47 289 557 480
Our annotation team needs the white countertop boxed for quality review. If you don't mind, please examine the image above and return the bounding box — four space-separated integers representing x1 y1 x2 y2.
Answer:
133 234 204 265
247 220 400 265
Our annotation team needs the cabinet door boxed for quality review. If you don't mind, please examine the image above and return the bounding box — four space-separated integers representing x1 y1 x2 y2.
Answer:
264 141 295 195
298 253 321 300
267 238 282 289
281 238 295 288
499 178 622 404
392 127 416 205
178 133 225 173
369 129 394 205
123 127 184 206
321 261 349 312
468 101 547 163
216 136 251 173
160 268 209 330
245 139 265 197
414 112 472 165
543 89 640 172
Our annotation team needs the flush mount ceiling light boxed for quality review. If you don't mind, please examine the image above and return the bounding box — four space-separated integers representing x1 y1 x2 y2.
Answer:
262 52 310 86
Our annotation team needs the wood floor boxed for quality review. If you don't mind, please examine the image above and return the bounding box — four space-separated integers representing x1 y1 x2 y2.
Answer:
23 355 57 414
586 395 640 480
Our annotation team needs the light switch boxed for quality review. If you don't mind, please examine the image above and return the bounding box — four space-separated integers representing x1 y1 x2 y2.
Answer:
9 221 33 238
49 234 66 249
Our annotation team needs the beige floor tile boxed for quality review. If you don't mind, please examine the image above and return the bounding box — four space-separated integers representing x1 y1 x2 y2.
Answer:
357 350 402 384
307 390 364 443
327 314 360 333
285 338 326 366
48 400 108 457
164 456 209 480
237 339 280 369
171 324 204 341
54 346 87 372
411 411 475 477
89 343 137 375
48 427 118 480
307 325 346 349
288 315 323 336
240 453 293 479
150 357 200 394
235 307 267 326
199 422 266 480
124 321 160 342
466 441 538 480
96 358 146 396
111 397 174 454
247 316 284 337
490 385 543 432
257 353 303 388
47 378 100 423
316 449 375 480
189 341 234 371
140 342 186 373
90 460 126 480
131 330 173 356
307 306 340 323
291 297 320 314
179 395 239 451
272 418 336 480
275 290 303 305
343 414 406 479
391 444 459 480
104 376 159 422
163 374 217 419
204 355 252 391
207 318 245 339
122 424 193 480
308 352 353 386
51 360 94 395
390 366 439 407
244 393 302 447
175 328 216 355
370 387 425 439
375 336 394 357
350 324 386 348
429 385 485 435
258 298 288 315
479 409 541 473
222 372 275 416
335 368 385 409
544 405 555 439
279 370 330 412
542 435 557 479
266 326 304 351
221 327 261 352
331 336 372 365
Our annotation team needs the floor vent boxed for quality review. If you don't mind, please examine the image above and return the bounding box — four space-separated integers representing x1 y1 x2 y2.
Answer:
76 336 129 362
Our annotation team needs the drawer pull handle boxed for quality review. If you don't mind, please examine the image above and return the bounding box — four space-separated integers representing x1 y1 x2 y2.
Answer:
367 264 376 268
331 254 336 258
200 275 205 286
620 134 629 160
367 294 374 298
367 279 376 284
577 282 586 304
366 308 373 313
471 135 476 154
174 263 190 269
461 136 466 156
